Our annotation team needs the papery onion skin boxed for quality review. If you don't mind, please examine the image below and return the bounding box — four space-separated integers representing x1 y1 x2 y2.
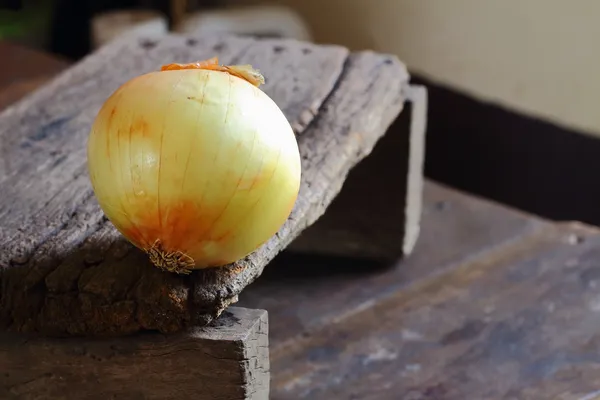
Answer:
87 59 301 273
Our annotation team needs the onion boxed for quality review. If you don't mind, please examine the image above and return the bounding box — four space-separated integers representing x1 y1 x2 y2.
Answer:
87 58 301 274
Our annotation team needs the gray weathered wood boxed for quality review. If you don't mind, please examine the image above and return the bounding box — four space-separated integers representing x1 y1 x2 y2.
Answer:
0 33 414 335
254 186 600 399
0 307 269 400
238 182 600 399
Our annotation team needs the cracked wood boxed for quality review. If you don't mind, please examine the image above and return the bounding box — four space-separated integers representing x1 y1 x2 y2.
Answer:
0 33 410 335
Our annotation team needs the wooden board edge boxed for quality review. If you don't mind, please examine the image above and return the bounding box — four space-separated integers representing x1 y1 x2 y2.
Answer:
282 82 427 261
0 307 270 399
402 83 428 255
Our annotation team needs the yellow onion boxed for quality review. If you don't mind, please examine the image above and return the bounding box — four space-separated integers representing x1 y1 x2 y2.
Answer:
87 58 301 274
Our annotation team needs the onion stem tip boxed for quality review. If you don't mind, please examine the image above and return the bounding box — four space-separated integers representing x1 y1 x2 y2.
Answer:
160 57 265 87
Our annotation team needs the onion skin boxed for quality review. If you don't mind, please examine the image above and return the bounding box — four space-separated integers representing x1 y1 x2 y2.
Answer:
87 59 301 273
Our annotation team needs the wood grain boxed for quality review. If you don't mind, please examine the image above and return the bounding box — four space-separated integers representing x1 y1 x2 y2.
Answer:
0 34 413 335
268 223 600 400
0 307 269 400
236 182 600 400
239 181 548 350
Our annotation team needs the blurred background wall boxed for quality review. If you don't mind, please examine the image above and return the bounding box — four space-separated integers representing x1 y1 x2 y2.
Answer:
229 0 600 137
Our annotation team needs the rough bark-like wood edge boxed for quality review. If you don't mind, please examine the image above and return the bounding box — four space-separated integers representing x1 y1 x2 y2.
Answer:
0 307 269 400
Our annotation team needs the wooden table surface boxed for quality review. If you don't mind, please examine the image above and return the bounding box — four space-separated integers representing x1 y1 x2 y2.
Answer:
4 41 600 400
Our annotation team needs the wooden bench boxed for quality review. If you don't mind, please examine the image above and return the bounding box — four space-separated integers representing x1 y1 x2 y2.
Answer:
0 34 426 399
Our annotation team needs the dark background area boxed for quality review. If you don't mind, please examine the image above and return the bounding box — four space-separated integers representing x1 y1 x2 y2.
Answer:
1 0 220 59
50 0 190 59
51 0 140 59
415 75 600 227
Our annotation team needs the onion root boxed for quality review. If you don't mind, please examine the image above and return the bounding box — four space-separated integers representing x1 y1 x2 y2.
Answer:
147 239 195 275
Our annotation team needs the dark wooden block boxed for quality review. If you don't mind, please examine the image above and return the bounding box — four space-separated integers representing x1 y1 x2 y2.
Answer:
0 33 419 335
0 307 269 400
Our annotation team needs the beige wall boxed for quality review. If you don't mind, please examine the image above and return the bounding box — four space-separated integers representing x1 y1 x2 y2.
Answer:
229 0 600 136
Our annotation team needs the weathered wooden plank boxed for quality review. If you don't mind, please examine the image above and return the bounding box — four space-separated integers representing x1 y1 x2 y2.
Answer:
0 34 347 247
287 84 427 259
268 223 600 400
0 307 269 400
0 33 411 335
238 181 548 345
234 180 600 399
